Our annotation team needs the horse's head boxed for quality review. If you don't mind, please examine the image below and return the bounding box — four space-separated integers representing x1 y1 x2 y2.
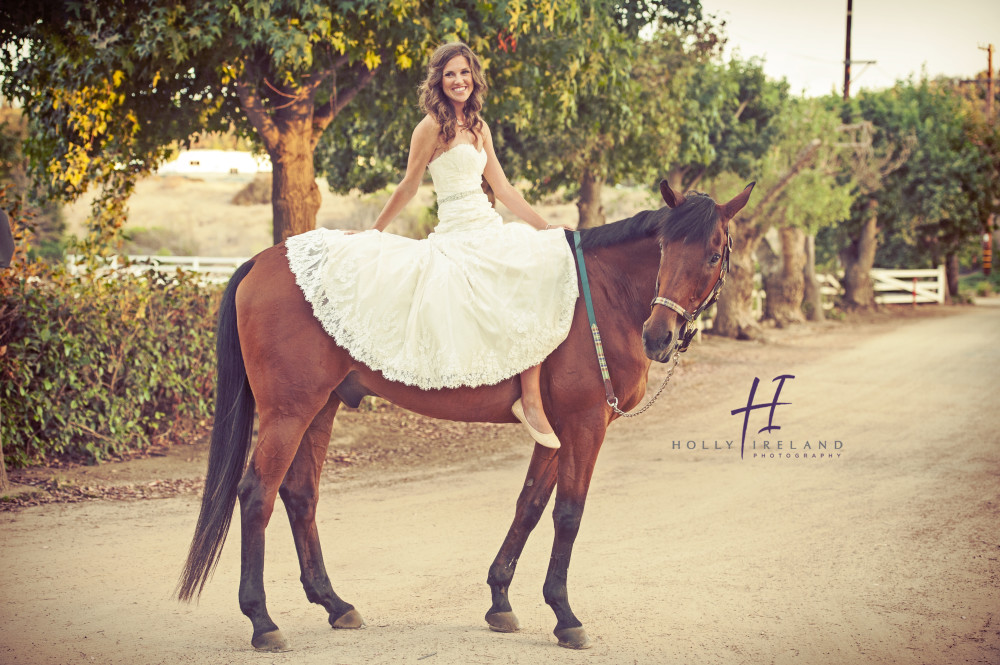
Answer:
641 180 755 362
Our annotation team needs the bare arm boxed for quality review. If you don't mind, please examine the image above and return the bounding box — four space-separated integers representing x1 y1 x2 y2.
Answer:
370 116 440 232
481 123 551 230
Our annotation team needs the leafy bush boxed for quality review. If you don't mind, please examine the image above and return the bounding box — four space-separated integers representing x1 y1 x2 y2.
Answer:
1 258 221 467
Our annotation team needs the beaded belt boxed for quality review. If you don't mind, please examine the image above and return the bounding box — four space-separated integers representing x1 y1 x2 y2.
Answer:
437 189 481 205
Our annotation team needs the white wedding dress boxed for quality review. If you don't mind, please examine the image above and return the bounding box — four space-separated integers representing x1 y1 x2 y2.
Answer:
284 143 579 390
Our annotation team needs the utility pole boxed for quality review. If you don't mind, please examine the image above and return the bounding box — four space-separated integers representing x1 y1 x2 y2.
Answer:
843 1 876 101
843 0 852 101
979 44 994 122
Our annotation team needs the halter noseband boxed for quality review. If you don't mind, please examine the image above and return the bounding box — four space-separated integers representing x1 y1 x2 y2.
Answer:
650 233 732 352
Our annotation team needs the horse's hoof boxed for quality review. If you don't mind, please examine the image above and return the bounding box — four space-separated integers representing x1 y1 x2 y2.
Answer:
251 629 291 652
331 608 365 629
554 626 592 650
485 611 521 633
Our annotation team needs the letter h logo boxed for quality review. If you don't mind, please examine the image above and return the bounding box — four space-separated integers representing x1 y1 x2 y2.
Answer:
731 375 795 459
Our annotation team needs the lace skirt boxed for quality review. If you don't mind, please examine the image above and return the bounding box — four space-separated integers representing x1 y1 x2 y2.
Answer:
284 215 578 390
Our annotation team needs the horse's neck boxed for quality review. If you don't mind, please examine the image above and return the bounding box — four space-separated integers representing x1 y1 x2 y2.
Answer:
587 238 661 331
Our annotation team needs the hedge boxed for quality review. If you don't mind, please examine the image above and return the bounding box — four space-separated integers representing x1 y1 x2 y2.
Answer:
0 264 221 467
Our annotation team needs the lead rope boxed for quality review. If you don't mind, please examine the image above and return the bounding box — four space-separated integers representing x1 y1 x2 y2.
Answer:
572 231 680 418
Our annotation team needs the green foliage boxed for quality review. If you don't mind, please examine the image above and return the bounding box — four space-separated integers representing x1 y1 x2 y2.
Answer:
0 220 220 466
664 50 792 200
837 78 997 269
759 96 856 233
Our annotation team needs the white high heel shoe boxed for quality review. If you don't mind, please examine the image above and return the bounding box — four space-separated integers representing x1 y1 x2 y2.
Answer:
511 398 561 449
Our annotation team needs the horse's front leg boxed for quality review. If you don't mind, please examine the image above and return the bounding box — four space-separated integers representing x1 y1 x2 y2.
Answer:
485 444 559 632
278 395 364 631
543 424 605 650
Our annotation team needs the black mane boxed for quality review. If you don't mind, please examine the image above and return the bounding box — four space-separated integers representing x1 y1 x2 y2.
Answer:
573 193 720 250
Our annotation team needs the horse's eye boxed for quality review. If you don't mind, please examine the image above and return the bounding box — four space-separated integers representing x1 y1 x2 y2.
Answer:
709 253 722 266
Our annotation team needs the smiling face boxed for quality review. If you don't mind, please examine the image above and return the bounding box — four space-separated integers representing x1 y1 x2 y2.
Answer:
441 55 473 110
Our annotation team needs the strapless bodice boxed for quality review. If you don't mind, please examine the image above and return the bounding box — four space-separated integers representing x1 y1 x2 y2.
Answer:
426 143 496 234
427 143 488 199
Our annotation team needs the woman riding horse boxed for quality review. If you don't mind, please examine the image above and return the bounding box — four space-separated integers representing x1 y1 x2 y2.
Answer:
178 41 755 654
287 42 576 448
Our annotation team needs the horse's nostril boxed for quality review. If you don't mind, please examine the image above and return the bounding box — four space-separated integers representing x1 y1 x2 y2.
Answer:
643 326 673 354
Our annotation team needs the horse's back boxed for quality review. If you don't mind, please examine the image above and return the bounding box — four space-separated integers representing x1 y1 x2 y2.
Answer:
234 243 349 400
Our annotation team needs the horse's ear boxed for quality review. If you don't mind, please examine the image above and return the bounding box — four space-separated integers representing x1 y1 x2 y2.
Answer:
720 182 755 219
659 180 685 209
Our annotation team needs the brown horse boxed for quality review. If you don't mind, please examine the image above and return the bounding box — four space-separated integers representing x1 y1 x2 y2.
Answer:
177 180 754 651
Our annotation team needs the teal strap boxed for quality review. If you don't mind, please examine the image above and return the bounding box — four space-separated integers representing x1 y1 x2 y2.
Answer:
573 231 617 403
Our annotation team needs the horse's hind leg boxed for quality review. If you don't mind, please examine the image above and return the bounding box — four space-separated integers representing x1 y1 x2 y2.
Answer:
237 396 329 652
278 395 363 630
486 445 559 633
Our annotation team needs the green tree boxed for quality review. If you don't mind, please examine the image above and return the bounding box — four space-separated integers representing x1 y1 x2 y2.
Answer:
1 1 569 249
490 4 707 228
756 97 855 326
873 79 999 296
669 56 792 339
834 79 989 307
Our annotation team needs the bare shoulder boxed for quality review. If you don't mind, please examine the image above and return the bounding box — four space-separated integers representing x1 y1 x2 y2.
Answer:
417 113 440 131
414 114 440 137
479 119 494 147
410 115 442 158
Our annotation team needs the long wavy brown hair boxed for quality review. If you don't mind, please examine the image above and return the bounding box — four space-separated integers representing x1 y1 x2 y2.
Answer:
418 42 488 149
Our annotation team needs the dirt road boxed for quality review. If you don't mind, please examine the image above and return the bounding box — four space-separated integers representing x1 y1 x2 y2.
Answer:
2 305 998 665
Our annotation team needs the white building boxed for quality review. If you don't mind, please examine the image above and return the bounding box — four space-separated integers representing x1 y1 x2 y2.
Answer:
157 149 272 175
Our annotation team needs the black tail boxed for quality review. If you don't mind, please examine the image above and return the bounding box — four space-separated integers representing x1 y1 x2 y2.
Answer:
177 259 257 602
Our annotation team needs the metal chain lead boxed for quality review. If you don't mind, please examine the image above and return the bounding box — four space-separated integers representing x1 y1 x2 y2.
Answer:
608 350 681 418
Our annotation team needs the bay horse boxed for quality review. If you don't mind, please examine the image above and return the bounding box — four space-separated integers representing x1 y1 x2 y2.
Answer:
177 180 754 651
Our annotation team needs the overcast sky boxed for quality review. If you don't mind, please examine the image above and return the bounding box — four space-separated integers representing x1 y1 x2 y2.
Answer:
698 0 1000 97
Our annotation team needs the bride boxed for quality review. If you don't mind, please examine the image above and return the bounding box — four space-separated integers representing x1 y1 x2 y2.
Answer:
285 42 578 449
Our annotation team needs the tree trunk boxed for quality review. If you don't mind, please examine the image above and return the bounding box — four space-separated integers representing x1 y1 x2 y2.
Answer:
761 225 806 327
712 138 823 339
713 220 766 340
946 251 960 301
840 198 879 310
269 120 323 244
0 435 8 493
576 169 606 229
237 62 378 244
802 233 824 321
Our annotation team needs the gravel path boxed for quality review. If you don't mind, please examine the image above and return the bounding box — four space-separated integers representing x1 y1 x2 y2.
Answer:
2 304 997 664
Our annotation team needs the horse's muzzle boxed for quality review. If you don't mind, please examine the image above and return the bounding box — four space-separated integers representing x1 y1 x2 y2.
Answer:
642 322 679 362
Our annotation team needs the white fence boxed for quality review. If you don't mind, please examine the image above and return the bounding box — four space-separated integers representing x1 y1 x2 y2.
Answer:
67 255 247 284
818 266 947 306
871 266 948 304
67 256 948 308
691 265 945 337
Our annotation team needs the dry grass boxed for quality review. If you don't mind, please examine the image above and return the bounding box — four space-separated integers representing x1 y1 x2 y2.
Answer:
62 174 660 257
